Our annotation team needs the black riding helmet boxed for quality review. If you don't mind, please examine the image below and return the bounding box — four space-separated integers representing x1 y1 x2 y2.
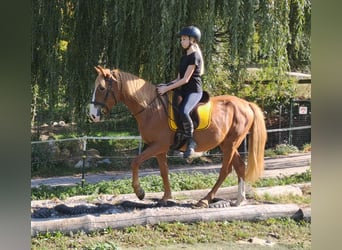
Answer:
178 26 201 42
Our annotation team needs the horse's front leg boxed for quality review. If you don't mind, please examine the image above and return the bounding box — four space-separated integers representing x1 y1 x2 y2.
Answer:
155 153 172 201
131 156 148 200
130 143 163 200
131 154 145 200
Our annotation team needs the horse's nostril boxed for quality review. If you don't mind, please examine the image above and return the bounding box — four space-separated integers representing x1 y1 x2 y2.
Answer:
89 114 97 122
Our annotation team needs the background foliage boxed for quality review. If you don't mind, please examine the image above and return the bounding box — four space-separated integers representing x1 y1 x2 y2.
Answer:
31 0 311 130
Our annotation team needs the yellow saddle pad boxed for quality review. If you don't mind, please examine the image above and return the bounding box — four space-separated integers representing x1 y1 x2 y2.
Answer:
168 91 212 131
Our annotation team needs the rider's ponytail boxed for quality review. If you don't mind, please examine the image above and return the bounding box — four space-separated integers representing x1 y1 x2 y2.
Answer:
194 43 204 75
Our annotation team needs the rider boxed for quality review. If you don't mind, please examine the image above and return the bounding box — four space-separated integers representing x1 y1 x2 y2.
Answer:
157 26 204 159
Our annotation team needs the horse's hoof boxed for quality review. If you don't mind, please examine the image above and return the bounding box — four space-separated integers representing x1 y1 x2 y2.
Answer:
209 199 231 208
192 199 209 209
185 157 193 164
230 199 247 207
157 199 177 207
157 199 168 206
136 187 145 200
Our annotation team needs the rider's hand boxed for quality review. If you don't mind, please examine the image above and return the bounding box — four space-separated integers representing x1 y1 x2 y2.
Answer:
157 85 168 96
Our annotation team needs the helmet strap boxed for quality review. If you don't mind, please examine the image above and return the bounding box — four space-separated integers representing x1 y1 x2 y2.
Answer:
185 37 194 51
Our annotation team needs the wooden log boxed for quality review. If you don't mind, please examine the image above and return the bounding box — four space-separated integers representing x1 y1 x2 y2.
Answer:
31 203 302 236
254 185 303 197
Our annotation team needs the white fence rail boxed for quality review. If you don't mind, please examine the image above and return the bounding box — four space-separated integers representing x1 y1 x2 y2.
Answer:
31 125 311 155
31 135 144 154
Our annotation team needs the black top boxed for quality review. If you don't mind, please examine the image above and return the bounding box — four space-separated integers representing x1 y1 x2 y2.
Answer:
178 51 203 93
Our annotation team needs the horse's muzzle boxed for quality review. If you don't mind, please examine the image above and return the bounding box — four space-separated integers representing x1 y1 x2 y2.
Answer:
89 104 101 122
89 113 100 122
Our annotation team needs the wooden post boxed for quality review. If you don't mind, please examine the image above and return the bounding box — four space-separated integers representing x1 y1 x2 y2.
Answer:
81 137 87 188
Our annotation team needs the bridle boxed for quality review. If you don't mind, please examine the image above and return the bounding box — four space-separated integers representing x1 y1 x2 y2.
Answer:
91 73 118 114
91 70 165 118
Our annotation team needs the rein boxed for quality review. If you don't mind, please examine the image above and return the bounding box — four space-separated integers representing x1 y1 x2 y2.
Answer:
133 91 178 124
133 93 161 117
158 91 178 123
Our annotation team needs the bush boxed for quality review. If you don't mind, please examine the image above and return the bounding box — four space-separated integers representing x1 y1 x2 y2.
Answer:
265 144 300 157
274 144 299 155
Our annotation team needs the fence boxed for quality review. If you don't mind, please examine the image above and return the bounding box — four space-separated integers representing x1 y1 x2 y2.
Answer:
31 98 311 180
258 98 310 147
31 125 310 169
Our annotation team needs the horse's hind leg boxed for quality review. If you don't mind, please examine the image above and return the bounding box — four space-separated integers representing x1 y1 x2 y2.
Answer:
232 151 247 206
196 148 235 208
197 151 246 207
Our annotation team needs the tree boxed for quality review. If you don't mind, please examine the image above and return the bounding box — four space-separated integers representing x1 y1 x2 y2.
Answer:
31 0 311 128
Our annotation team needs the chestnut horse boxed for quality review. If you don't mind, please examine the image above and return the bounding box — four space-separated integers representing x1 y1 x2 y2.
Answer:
89 66 267 207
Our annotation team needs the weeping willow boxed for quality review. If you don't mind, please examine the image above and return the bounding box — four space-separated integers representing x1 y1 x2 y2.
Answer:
31 0 311 126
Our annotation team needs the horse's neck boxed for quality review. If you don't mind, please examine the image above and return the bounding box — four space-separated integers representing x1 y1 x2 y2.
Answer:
119 72 157 116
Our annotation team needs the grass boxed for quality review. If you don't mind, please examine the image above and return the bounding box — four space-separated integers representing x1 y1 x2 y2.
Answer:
253 168 311 188
31 218 311 249
31 169 311 201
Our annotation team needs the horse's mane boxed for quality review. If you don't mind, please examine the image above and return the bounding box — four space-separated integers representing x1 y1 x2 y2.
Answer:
114 70 157 107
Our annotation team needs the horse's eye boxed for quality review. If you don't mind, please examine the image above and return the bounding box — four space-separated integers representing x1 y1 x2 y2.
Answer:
98 85 105 91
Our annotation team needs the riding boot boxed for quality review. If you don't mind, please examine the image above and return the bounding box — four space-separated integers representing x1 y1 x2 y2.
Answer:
170 130 186 150
182 120 197 159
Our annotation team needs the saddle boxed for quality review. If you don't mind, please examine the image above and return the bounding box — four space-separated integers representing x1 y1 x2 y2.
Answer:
168 90 212 150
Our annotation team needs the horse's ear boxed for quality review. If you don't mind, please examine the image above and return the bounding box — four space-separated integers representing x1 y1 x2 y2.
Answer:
94 65 102 75
95 65 106 76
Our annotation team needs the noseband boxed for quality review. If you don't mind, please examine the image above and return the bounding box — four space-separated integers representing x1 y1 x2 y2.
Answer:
91 73 118 113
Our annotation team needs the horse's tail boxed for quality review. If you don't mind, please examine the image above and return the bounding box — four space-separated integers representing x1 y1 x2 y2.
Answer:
245 102 267 182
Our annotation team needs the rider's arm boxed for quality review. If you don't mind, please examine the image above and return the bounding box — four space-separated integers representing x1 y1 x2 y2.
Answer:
157 65 195 95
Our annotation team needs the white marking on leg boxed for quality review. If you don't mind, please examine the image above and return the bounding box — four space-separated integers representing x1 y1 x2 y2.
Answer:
236 177 246 206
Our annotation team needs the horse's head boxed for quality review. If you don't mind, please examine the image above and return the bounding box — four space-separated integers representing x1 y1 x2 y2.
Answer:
89 65 119 122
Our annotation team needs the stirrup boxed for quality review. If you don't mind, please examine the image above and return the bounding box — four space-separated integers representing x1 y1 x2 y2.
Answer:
183 138 197 159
